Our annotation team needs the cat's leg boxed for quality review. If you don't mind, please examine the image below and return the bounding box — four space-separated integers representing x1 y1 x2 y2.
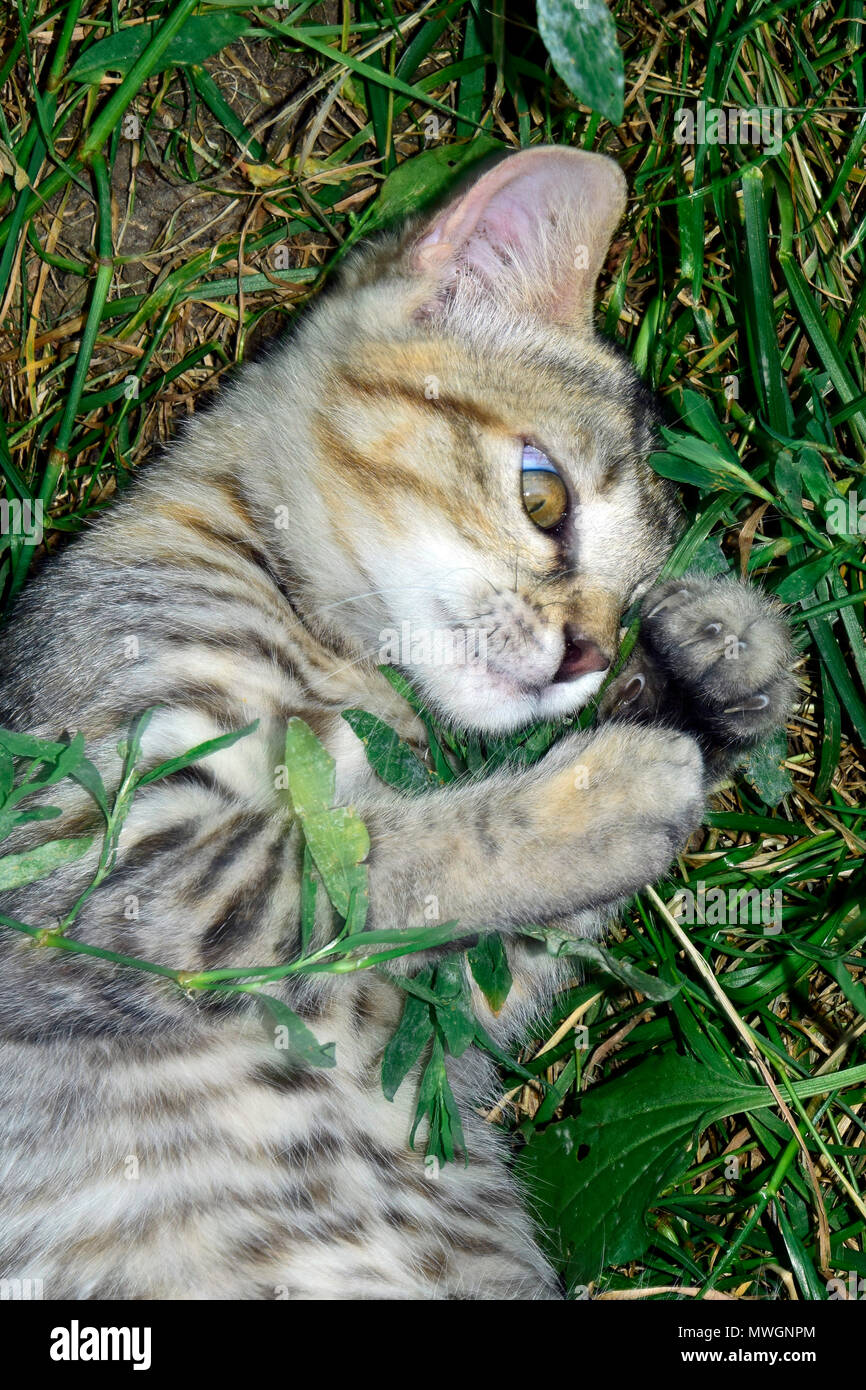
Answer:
353 719 706 942
601 574 795 777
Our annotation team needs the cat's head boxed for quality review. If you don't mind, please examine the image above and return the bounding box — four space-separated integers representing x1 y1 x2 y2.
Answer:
268 146 680 733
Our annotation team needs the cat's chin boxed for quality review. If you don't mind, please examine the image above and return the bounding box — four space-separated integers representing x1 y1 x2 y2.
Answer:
418 664 609 735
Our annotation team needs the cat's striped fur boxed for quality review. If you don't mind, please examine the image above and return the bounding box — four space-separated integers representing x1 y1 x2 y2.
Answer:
0 148 793 1299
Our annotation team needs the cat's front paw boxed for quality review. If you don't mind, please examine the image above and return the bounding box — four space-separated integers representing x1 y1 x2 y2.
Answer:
569 722 711 906
603 575 795 764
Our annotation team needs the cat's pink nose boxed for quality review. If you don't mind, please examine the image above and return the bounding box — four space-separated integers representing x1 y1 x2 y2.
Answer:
553 629 610 683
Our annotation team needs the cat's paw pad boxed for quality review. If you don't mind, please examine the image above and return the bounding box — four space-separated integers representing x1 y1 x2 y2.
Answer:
639 576 795 744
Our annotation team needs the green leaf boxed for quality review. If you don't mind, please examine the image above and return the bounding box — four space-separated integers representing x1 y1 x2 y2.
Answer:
0 834 94 889
257 992 337 1070
377 665 425 715
675 388 739 461
342 708 436 793
21 732 87 794
656 428 773 500
467 932 513 1012
433 956 476 1057
0 744 13 803
8 805 62 824
299 845 318 955
515 1053 759 1290
382 975 434 1101
137 720 259 786
0 729 66 759
743 730 794 807
650 451 720 491
283 719 369 919
365 135 503 232
690 536 732 577
70 756 110 819
515 925 681 1002
741 168 794 437
536 0 625 124
283 717 336 817
774 1197 826 1300
300 808 369 921
772 552 837 603
67 14 249 84
410 1031 466 1166
376 667 456 784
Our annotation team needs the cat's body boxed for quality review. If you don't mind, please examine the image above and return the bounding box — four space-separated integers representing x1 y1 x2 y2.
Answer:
0 148 793 1299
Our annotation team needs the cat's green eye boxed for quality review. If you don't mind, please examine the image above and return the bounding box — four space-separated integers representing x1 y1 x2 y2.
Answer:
521 445 568 530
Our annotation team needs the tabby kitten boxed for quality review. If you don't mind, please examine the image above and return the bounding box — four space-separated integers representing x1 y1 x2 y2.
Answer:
0 146 793 1300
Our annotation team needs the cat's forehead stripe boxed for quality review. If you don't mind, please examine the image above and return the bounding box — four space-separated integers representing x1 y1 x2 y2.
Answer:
336 366 504 435
311 411 501 548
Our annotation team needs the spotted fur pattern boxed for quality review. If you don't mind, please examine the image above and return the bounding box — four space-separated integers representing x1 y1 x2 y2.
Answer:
0 148 793 1299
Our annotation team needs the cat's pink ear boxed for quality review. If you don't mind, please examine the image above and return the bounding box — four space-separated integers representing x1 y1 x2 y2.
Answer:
408 147 626 331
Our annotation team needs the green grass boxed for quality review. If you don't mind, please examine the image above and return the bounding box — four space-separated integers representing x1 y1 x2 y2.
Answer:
1 0 866 1301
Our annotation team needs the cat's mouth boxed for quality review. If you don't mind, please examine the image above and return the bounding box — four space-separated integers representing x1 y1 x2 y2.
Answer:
476 657 611 724
409 603 617 730
551 630 611 683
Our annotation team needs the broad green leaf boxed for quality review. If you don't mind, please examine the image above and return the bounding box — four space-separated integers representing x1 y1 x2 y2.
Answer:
0 729 66 759
378 665 425 714
536 0 624 124
21 732 87 794
257 992 336 1069
433 956 476 1056
68 14 249 84
70 756 110 819
284 717 336 817
650 451 719 491
7 805 62 825
342 708 436 793
689 536 731 577
467 932 513 1012
282 720 370 917
774 449 807 519
675 388 739 461
793 445 837 505
0 834 94 889
516 1053 759 1290
300 807 369 921
365 135 503 232
382 977 434 1101
376 668 457 784
772 552 837 602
